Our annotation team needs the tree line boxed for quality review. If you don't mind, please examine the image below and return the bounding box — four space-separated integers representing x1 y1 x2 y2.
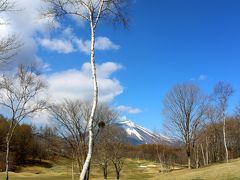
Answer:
0 115 61 171
162 82 240 170
0 99 128 180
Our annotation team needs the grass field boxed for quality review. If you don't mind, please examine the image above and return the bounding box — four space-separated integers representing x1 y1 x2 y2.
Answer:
1 158 240 180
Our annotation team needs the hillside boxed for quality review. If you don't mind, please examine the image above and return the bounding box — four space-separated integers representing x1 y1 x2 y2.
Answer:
1 158 240 180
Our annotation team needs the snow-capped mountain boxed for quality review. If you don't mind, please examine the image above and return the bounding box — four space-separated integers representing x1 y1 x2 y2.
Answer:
114 119 170 145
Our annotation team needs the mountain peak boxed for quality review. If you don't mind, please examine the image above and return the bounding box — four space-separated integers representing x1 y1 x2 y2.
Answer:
114 119 169 145
120 120 136 127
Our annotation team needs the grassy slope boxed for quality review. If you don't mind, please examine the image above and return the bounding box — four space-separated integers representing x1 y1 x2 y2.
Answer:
0 158 240 180
152 158 240 180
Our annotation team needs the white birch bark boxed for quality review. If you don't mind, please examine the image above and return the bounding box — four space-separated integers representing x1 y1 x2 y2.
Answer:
79 18 98 180
205 137 209 165
5 121 17 180
223 112 228 163
213 82 233 164
195 145 199 169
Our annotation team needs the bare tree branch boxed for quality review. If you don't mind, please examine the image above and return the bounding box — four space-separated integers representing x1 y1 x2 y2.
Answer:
0 0 21 66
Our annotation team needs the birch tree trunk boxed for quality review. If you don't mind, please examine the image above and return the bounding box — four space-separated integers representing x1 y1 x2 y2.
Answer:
195 145 199 169
5 138 10 180
79 18 98 180
223 113 229 163
201 144 206 166
205 137 209 165
213 82 233 163
5 122 14 180
5 129 14 180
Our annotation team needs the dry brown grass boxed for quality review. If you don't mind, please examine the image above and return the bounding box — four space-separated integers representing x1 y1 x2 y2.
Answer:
0 158 240 179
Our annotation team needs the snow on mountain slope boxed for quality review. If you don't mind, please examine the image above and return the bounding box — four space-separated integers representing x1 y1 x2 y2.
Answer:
114 119 170 145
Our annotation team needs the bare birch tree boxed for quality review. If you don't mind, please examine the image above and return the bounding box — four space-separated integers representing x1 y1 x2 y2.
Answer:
41 1 129 179
0 0 19 65
213 81 234 163
163 84 208 169
0 65 47 180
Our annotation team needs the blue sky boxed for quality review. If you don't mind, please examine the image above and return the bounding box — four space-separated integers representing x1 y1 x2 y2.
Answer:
1 0 240 131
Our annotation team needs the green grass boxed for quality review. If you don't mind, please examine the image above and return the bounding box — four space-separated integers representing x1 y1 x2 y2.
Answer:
1 158 240 179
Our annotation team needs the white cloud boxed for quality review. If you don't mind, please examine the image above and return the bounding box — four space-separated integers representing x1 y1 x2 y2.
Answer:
95 37 120 51
37 25 120 54
36 24 120 54
80 62 123 78
116 105 142 114
74 38 91 54
0 0 57 67
38 38 75 54
45 62 123 103
75 36 120 54
190 74 208 81
39 31 120 54
0 1 119 68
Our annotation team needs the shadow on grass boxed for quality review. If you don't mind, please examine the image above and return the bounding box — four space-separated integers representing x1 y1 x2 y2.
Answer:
24 160 53 168
15 160 53 173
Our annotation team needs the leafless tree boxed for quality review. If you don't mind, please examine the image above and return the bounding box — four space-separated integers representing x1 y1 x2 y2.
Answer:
50 100 118 179
154 135 172 172
42 1 129 179
50 100 88 173
163 84 208 169
213 81 234 163
204 105 223 162
109 126 127 180
95 125 127 180
0 0 19 65
94 126 112 180
0 65 47 180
